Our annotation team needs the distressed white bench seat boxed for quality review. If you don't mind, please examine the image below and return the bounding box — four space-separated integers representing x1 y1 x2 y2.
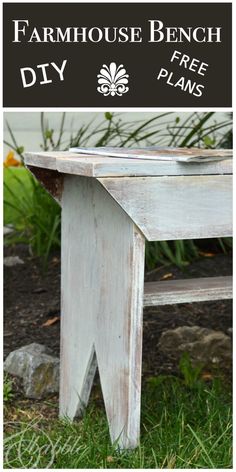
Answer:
25 149 233 450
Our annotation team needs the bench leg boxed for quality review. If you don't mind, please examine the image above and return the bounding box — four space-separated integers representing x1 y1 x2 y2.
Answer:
59 176 145 449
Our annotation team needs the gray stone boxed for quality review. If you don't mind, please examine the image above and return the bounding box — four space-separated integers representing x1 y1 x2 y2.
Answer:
227 327 233 337
4 256 24 267
4 343 59 399
158 325 231 367
4 226 14 236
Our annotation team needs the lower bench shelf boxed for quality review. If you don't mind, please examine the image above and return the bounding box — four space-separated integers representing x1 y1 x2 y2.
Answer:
143 276 233 307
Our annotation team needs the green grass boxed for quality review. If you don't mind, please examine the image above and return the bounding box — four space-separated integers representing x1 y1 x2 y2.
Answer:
4 377 232 469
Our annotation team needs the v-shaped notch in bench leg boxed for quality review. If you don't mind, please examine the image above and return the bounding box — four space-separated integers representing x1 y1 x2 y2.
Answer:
59 342 97 419
59 175 145 449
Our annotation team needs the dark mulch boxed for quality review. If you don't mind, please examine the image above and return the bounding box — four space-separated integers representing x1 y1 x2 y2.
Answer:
4 244 232 384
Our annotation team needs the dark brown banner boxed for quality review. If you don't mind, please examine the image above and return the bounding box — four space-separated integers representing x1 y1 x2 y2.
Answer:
3 2 232 107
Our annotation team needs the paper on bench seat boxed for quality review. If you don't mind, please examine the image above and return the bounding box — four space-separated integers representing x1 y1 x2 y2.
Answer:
69 147 232 163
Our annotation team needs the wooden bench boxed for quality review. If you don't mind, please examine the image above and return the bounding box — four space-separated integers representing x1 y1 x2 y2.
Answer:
25 149 233 450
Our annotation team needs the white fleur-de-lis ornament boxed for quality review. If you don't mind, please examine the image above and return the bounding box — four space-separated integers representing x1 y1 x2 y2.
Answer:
97 62 129 97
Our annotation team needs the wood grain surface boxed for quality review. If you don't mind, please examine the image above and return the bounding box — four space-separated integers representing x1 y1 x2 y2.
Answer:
60 176 145 449
25 151 232 177
99 175 232 240
144 276 232 307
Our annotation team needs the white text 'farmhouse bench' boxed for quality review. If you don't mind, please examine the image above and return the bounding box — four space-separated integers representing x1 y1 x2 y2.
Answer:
25 148 233 449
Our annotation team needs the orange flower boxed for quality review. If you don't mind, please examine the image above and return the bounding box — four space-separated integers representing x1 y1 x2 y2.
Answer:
4 151 22 168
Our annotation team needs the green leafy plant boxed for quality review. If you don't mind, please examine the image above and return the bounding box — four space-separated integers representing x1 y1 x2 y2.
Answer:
179 352 204 389
4 167 61 268
4 375 14 404
147 352 204 392
145 239 199 269
6 112 232 158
